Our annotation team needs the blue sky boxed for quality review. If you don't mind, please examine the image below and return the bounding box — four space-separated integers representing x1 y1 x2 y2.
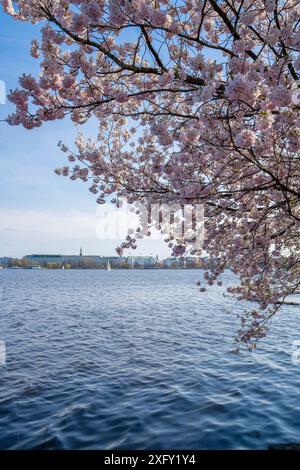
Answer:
0 11 171 259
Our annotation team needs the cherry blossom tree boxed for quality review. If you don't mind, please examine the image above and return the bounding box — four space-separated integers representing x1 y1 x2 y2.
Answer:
3 0 300 348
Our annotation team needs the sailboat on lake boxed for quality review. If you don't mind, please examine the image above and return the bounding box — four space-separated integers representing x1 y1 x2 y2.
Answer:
106 261 112 271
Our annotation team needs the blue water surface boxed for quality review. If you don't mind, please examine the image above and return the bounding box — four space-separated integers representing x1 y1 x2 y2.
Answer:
0 269 299 449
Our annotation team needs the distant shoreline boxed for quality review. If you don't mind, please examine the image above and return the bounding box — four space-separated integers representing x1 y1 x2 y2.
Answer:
0 266 203 271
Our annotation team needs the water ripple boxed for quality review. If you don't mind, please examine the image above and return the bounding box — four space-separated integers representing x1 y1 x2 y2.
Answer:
0 269 300 449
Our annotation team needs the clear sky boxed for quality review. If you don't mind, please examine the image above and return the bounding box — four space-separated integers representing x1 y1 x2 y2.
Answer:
0 11 171 259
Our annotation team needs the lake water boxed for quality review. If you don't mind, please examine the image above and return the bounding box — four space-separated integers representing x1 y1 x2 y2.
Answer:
0 269 300 450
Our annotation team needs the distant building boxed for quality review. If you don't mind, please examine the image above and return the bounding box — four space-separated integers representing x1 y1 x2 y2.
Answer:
23 254 128 269
24 254 104 268
162 257 201 268
127 256 157 269
163 257 181 268
61 255 104 268
24 254 63 267
0 257 13 268
104 256 126 268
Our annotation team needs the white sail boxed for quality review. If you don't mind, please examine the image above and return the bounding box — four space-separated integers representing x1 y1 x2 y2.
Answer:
107 261 112 271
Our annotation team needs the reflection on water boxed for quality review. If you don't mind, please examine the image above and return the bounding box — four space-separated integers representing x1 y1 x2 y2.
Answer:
0 269 299 449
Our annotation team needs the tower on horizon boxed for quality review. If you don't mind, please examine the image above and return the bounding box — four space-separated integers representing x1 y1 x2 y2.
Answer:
79 247 83 257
